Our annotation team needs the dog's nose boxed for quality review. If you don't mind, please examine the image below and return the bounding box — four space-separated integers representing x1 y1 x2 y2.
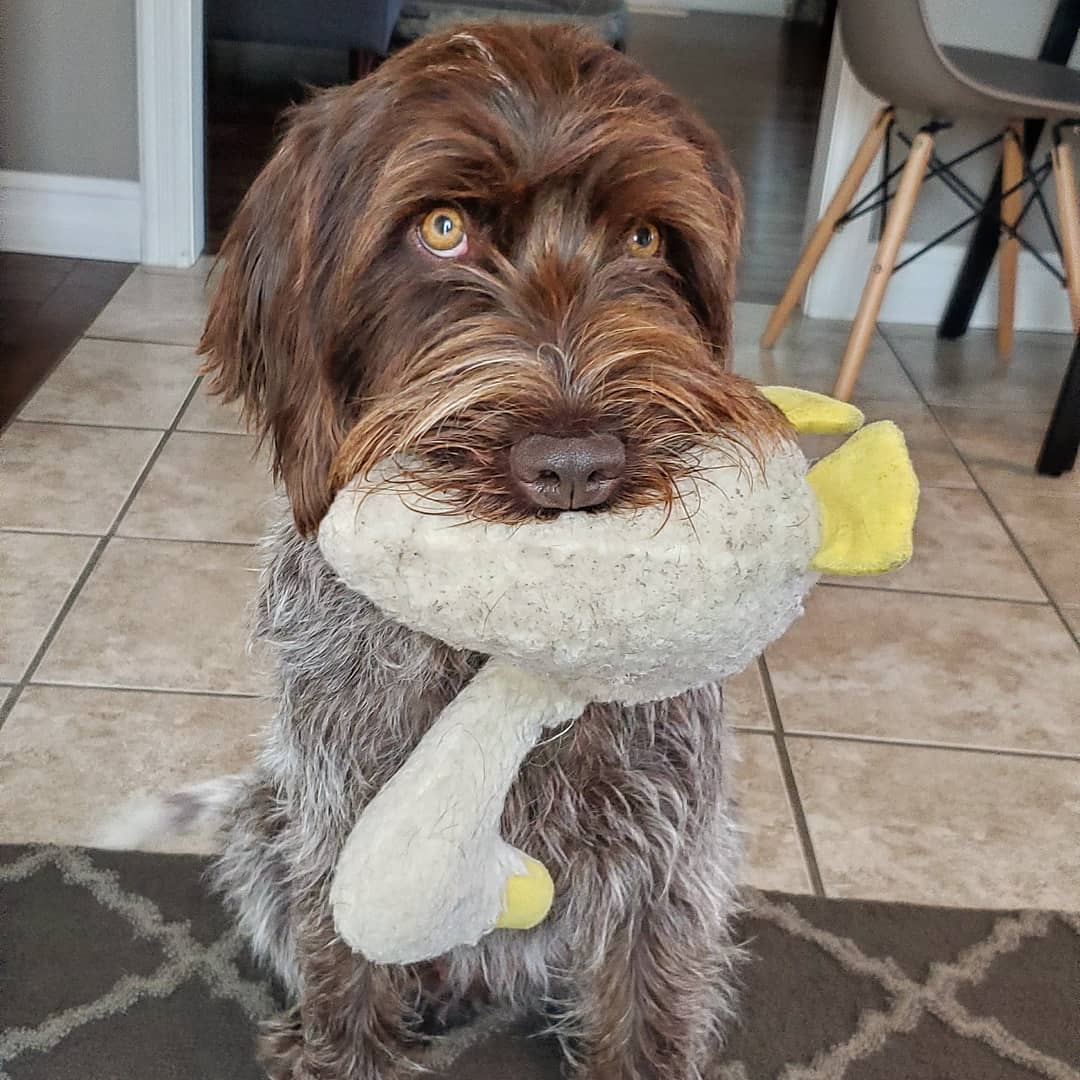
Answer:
509 434 626 510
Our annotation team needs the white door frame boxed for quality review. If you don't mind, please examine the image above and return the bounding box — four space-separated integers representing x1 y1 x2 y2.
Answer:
136 0 205 267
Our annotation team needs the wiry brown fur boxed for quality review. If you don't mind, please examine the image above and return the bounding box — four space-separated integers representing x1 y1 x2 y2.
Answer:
199 23 787 531
199 22 769 1079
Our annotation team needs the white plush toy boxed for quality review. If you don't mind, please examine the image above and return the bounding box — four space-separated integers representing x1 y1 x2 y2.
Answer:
317 386 918 964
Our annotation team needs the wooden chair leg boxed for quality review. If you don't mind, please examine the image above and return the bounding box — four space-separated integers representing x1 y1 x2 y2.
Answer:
1051 129 1080 333
761 106 894 348
832 129 936 401
997 121 1024 357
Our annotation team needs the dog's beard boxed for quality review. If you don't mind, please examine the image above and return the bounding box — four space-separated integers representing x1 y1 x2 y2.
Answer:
329 270 788 523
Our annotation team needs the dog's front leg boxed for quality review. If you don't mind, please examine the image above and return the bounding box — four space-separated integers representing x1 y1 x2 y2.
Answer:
569 875 738 1080
257 907 423 1080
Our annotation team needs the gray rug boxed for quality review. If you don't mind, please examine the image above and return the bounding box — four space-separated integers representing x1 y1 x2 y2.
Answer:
2 845 1077 1079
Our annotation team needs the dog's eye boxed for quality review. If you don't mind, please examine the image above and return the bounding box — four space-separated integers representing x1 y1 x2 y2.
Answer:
418 207 468 258
626 221 661 258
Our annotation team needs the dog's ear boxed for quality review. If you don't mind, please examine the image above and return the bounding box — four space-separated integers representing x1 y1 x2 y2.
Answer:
661 102 744 364
198 84 384 535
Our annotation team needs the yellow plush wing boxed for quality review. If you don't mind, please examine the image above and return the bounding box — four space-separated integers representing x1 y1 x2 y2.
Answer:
809 421 919 575
759 385 865 435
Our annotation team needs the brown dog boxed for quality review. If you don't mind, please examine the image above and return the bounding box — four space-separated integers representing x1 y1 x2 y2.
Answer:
198 22 781 1080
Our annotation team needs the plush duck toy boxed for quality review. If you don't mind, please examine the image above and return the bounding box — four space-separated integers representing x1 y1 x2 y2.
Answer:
317 387 918 964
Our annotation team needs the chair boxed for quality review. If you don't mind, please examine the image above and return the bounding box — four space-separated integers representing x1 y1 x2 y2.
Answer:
761 0 1080 401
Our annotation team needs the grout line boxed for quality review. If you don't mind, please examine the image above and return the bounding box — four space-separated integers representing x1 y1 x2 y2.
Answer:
1 527 107 541
109 532 260 548
8 416 247 438
781 728 1080 762
83 332 201 349
8 416 177 434
756 655 826 897
0 536 108 729
63 331 199 348
24 681 262 700
877 325 1078 649
0 528 260 548
0 377 207 733
820 580 1051 606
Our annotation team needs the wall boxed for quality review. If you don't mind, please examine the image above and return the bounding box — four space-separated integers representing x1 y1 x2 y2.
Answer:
0 0 139 180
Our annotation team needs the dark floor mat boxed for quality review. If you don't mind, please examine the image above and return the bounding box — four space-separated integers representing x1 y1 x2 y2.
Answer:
2 845 1076 1079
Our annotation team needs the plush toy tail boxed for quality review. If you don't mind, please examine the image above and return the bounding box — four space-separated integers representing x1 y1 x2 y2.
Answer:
95 775 247 851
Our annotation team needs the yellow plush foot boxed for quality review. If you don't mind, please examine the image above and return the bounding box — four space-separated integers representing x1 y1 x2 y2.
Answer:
809 421 919 575
759 385 865 435
495 857 554 931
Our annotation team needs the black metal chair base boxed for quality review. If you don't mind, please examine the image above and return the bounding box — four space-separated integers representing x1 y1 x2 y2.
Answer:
1037 335 1080 475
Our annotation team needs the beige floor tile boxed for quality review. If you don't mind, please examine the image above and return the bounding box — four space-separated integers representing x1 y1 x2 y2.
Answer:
767 588 1080 755
0 532 97 681
881 323 1072 410
799 400 974 490
1063 607 1080 637
787 737 1080 909
118 432 278 544
17 338 198 428
86 266 210 346
933 405 1080 499
1 684 14 710
177 379 248 435
824 487 1044 602
989 489 1080 608
733 302 920 403
733 732 811 893
725 662 773 730
36 537 264 694
0 422 161 533
0 686 265 854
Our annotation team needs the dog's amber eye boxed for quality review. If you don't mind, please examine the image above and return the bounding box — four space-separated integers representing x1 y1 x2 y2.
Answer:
418 207 468 257
626 221 661 258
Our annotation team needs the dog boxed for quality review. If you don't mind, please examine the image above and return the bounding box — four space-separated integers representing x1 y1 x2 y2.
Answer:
195 22 785 1080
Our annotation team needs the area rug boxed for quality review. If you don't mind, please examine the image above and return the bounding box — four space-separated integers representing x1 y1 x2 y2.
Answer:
1 845 1077 1079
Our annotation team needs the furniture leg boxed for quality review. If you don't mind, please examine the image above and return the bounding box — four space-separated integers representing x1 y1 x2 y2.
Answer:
1051 127 1080 331
997 121 1024 356
761 106 894 348
1037 334 1080 475
832 128 935 401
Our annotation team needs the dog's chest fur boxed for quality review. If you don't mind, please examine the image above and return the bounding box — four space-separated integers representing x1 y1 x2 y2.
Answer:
219 517 737 998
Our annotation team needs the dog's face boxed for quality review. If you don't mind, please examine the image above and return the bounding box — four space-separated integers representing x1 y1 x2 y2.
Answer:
200 24 787 533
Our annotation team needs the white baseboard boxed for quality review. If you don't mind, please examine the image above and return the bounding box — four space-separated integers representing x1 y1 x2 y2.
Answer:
805 240 1075 334
0 170 142 262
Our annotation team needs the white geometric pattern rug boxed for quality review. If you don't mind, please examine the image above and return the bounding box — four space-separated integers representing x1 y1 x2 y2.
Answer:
2 845 1077 1080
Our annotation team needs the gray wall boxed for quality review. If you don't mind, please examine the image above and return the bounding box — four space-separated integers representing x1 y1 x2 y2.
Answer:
0 0 139 180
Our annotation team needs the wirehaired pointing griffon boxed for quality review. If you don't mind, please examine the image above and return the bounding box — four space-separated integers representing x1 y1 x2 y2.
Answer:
196 23 780 1080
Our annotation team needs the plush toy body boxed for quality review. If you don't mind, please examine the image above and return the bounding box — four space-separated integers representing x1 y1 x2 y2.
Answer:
318 388 918 964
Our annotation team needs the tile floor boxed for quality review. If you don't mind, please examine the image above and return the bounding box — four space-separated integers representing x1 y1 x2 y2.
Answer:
1 259 1077 910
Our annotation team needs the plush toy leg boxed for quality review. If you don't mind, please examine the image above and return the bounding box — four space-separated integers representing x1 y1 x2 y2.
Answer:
331 658 585 963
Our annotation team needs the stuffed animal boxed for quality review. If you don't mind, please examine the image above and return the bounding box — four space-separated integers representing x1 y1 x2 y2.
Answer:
316 386 918 964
